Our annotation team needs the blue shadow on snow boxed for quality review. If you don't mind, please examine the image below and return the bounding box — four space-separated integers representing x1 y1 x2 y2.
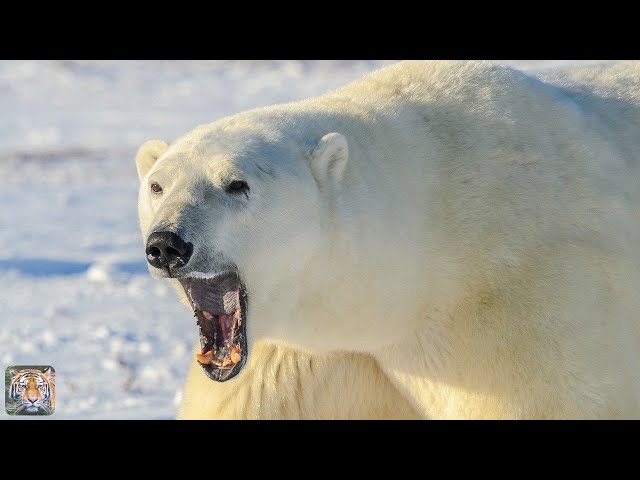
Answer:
0 258 148 277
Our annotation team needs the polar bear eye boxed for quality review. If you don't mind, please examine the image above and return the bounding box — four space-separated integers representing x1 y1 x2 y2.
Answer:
227 180 249 194
150 182 163 194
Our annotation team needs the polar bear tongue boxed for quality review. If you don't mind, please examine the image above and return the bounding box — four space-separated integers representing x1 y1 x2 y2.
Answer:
178 273 248 382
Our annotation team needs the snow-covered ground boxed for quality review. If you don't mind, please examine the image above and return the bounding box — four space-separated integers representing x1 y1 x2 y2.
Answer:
0 60 606 419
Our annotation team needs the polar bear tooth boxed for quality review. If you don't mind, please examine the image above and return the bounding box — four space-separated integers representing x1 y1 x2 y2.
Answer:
230 347 241 364
195 348 215 364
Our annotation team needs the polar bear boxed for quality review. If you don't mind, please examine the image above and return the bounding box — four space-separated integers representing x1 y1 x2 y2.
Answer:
136 61 640 419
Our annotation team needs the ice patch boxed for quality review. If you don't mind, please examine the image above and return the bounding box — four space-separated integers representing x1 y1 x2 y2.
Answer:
101 358 118 371
154 283 169 296
40 329 57 347
140 365 170 382
86 262 114 283
19 341 35 353
109 339 124 354
171 342 188 359
173 389 183 408
123 397 142 407
93 325 110 339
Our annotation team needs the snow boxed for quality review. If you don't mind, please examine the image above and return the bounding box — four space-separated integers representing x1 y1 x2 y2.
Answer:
0 60 605 419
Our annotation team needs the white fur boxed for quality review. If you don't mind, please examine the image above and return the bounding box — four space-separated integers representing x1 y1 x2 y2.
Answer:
137 61 640 419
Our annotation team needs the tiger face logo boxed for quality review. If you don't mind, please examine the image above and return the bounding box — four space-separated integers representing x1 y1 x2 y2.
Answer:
5 366 55 415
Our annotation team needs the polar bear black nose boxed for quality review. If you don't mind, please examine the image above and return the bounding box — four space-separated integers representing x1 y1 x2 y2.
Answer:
145 231 194 270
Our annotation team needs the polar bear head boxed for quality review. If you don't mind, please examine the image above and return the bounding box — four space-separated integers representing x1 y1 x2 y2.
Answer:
136 116 352 381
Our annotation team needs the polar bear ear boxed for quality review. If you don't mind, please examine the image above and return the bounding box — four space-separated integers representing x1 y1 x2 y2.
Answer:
135 139 169 180
310 133 349 191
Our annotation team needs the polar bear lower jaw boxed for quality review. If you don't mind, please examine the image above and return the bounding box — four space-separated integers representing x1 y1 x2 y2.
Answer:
179 274 248 382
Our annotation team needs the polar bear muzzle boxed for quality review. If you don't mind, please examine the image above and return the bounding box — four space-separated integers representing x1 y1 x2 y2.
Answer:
179 273 248 382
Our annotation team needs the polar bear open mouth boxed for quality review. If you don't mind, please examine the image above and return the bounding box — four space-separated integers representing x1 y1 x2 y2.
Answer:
178 273 248 382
